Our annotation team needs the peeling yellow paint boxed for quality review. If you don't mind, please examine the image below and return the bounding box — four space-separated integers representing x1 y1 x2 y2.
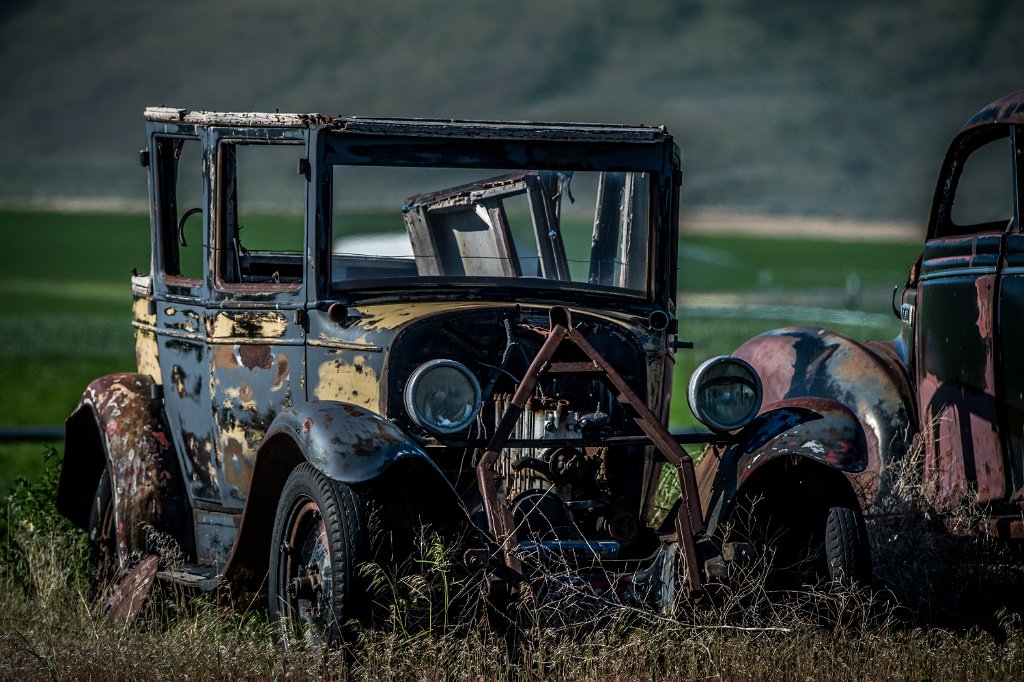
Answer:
132 296 160 382
132 295 156 326
135 330 161 382
207 311 289 339
314 358 380 410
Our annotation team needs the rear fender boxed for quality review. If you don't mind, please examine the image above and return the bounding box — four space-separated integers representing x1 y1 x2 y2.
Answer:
225 401 471 589
57 374 191 563
697 397 867 536
734 327 916 502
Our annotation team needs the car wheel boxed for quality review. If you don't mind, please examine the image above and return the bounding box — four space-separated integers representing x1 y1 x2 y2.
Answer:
824 504 871 586
87 463 117 593
268 463 367 648
731 479 871 591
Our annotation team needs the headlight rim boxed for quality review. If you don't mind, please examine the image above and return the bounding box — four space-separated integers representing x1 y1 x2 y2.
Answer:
686 355 763 433
404 358 482 436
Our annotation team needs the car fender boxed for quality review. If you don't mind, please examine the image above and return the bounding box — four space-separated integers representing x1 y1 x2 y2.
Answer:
734 327 916 503
57 373 191 563
225 401 471 589
697 397 867 537
259 401 436 484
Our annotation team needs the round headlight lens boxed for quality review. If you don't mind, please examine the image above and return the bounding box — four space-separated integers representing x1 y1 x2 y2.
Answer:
404 359 482 435
687 356 762 432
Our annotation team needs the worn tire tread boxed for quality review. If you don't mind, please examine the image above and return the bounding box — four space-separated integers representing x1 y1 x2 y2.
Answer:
825 505 870 586
269 463 368 645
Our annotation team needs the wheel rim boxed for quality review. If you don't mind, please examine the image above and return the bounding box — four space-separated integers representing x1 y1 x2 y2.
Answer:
278 497 335 646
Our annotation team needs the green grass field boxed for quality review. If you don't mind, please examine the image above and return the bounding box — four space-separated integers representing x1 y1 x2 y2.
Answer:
0 209 920 492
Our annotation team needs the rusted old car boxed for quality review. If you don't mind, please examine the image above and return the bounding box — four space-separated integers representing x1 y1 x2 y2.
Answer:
56 107 871 642
734 91 1024 536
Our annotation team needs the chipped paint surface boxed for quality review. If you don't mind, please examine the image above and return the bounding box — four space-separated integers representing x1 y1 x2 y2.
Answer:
211 335 302 506
735 327 914 503
71 375 181 562
206 310 289 340
312 355 380 410
697 397 868 536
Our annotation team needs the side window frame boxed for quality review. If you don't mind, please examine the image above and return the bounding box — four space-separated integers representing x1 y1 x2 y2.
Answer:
150 130 208 298
931 127 1016 240
1013 125 1023 233
209 127 309 300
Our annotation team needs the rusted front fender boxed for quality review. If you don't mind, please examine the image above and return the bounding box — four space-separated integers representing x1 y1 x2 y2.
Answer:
57 373 191 563
697 397 867 536
225 401 470 590
734 327 916 503
260 401 433 484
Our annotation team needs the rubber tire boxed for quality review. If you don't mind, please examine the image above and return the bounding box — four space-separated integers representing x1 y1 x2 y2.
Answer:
87 464 117 594
268 463 367 648
824 504 871 587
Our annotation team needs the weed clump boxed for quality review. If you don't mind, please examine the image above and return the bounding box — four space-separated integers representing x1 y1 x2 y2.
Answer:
866 444 1024 631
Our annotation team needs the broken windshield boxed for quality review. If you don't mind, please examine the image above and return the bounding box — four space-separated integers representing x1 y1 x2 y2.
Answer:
328 164 651 298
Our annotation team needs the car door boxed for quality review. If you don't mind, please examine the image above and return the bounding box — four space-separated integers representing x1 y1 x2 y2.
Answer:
916 127 1016 508
149 129 222 506
206 128 309 520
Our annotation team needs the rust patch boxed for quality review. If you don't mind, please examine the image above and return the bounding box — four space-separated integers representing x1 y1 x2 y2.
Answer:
273 354 290 387
238 345 273 370
222 436 254 494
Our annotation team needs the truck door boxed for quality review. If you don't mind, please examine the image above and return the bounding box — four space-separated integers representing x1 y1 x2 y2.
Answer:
916 128 1014 508
995 125 1024 502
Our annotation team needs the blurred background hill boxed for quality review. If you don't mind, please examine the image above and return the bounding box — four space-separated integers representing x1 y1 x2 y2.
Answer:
1 0 1022 220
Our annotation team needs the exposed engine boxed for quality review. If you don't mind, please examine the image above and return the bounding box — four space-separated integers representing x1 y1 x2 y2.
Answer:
387 307 658 561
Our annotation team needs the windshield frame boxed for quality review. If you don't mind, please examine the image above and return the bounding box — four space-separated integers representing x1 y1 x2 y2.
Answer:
313 123 679 313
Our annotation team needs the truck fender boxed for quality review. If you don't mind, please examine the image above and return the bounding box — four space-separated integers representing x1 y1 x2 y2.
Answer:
57 373 191 563
697 397 867 537
734 327 916 502
225 401 471 589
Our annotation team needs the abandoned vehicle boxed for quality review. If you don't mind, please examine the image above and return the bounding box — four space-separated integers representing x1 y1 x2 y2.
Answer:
735 90 1024 540
56 107 871 643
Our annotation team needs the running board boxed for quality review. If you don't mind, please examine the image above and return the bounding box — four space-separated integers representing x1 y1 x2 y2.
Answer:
157 564 223 591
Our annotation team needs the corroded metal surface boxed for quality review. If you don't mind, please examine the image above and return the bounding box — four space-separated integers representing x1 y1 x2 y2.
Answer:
58 374 189 563
697 397 867 537
105 555 159 625
734 327 915 503
958 90 1024 135
262 402 432 483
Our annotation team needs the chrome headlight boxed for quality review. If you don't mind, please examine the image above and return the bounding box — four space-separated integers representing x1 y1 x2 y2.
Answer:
687 356 763 432
404 359 482 435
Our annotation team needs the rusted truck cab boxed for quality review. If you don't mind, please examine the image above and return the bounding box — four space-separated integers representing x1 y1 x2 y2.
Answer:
57 108 871 643
733 91 1024 536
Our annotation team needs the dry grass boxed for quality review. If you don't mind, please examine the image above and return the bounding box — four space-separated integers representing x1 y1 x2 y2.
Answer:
2 454 1024 680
